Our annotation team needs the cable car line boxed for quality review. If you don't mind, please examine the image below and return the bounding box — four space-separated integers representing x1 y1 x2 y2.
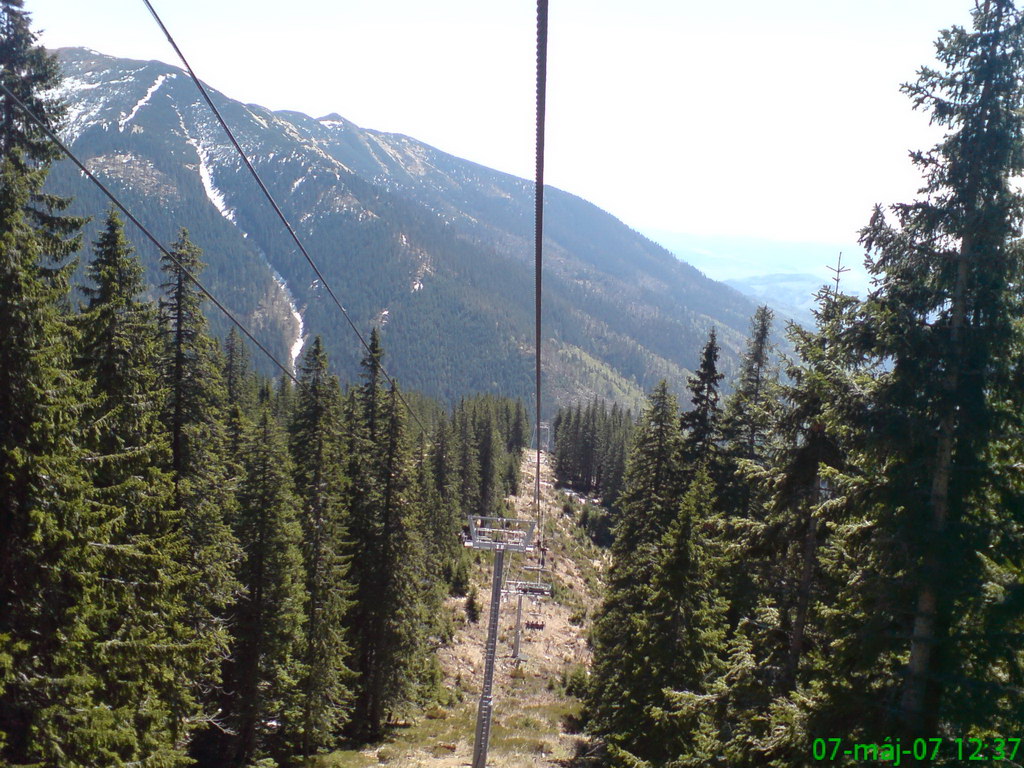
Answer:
534 0 548 559
141 0 427 434
0 77 301 386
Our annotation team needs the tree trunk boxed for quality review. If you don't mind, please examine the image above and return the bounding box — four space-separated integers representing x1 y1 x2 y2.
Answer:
899 234 970 736
786 502 818 688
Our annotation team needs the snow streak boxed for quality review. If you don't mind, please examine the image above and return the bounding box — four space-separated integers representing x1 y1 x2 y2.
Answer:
119 74 167 132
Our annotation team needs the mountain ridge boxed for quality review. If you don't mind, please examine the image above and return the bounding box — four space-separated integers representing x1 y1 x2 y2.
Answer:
47 46 760 413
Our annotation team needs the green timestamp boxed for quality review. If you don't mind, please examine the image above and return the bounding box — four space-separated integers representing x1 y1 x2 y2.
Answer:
811 736 1022 764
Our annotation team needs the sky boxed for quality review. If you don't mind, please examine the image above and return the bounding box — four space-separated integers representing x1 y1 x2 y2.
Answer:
33 0 978 283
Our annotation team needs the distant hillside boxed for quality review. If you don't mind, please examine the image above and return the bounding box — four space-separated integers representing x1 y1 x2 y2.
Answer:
48 47 760 413
724 273 827 328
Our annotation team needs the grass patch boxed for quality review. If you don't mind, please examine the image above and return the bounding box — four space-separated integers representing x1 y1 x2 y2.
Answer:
303 750 375 768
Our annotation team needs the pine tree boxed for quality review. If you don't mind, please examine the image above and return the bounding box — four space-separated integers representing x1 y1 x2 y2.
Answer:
348 339 436 738
642 468 732 765
0 0 82 265
75 208 194 766
0 158 107 766
291 337 354 755
679 329 724 485
801 0 1024 747
587 382 683 749
158 228 241 749
224 394 306 766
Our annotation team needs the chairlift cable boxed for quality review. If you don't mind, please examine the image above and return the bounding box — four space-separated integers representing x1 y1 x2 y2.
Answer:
0 77 300 386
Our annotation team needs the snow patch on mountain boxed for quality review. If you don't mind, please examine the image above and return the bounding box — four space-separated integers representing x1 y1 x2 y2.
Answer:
270 268 306 371
56 77 108 143
174 106 235 223
221 206 306 372
59 75 99 93
119 74 168 132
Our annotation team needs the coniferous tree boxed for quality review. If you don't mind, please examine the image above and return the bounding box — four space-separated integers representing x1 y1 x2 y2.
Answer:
587 382 683 749
0 155 103 768
291 337 354 755
0 0 81 264
222 326 256 464
454 402 481 518
636 468 731 765
475 408 502 515
679 329 724 486
510 400 530 454
426 418 468 591
158 228 241 748
813 0 1024 743
273 370 294 425
75 209 194 766
0 11 115 760
694 284 861 768
348 336 436 739
552 399 633 509
721 306 782 471
718 307 784 634
224 393 306 766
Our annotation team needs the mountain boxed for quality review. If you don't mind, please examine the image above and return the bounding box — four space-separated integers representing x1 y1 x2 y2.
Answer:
724 273 827 328
641 229 868 289
48 47 760 413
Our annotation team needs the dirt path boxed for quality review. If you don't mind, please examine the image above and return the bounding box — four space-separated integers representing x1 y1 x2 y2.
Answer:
319 451 607 768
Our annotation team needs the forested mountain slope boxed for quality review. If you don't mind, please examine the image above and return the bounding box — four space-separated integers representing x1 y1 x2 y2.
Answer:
48 46 757 410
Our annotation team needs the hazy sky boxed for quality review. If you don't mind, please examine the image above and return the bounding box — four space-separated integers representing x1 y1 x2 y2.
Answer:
34 0 976 271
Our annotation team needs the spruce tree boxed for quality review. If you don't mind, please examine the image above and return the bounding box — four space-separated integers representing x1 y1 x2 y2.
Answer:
587 382 683 749
454 402 481 518
640 468 731 765
702 284 861 767
475 408 502 515
0 0 82 264
0 9 111 758
426 418 468 591
815 0 1024 743
717 307 784 635
721 306 781 470
76 208 194 766
348 340 436 738
510 400 530 454
222 326 256 466
291 337 355 755
0 154 102 768
158 228 241 749
679 329 724 485
225 394 307 766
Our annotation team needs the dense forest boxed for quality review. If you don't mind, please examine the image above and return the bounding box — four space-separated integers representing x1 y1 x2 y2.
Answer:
0 3 529 762
575 1 1024 765
6 0 1024 766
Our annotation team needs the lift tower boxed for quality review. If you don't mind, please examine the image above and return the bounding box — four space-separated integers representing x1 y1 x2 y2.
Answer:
466 516 537 768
